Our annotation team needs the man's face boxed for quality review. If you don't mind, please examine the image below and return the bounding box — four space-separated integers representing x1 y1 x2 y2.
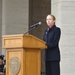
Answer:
46 15 55 27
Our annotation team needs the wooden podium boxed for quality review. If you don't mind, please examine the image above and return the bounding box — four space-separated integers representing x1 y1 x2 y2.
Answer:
2 34 47 75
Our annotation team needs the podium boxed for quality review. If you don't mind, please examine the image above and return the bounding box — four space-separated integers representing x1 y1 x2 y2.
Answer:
2 34 47 75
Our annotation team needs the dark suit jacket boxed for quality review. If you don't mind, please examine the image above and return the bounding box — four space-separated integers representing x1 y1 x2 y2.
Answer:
43 25 61 61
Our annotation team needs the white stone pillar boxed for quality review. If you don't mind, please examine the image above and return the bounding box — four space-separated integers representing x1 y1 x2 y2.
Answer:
2 0 29 54
2 0 29 35
52 0 75 75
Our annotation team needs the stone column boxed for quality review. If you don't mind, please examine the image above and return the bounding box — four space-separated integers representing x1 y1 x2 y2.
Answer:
2 0 29 35
52 0 75 75
2 0 29 54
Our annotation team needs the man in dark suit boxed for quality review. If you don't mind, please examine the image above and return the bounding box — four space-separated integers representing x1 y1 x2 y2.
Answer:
43 14 61 75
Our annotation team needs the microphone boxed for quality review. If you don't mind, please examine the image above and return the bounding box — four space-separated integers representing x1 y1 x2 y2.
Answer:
30 22 42 28
24 22 42 34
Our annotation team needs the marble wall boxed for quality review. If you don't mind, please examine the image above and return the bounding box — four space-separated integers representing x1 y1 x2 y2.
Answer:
51 0 75 75
2 0 29 35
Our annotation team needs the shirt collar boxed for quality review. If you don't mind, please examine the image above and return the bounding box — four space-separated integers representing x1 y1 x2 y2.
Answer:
48 25 56 31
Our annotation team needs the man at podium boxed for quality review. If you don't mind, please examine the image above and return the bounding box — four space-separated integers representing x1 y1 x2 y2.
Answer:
43 14 61 75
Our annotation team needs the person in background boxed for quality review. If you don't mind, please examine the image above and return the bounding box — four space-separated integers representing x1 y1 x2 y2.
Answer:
43 14 61 75
0 55 5 75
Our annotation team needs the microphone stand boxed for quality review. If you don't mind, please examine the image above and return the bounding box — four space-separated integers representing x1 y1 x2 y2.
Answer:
24 26 38 34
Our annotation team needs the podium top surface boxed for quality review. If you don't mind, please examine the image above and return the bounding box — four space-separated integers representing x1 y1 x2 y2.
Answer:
2 34 47 49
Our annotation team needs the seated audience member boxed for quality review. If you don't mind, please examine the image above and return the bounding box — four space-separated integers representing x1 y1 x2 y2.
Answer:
0 55 5 75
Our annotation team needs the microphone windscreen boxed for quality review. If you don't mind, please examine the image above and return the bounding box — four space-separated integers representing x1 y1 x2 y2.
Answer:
38 22 42 25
